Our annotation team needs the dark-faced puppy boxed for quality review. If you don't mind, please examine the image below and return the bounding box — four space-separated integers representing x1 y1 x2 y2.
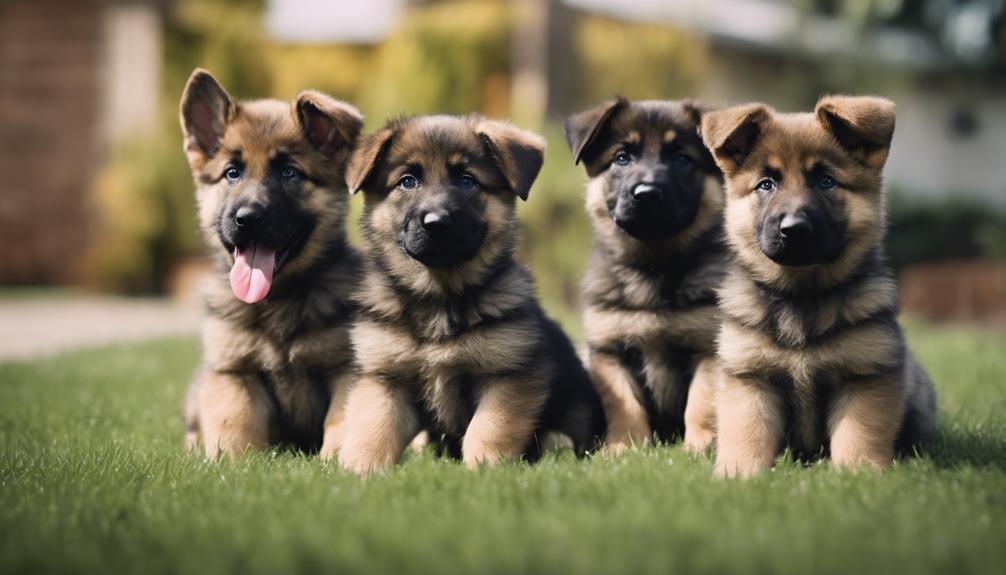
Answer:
179 69 363 459
338 115 605 474
565 98 728 454
701 95 937 477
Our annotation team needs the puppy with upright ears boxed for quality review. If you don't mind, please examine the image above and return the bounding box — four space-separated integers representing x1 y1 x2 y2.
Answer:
565 98 728 454
701 96 937 477
179 69 364 458
338 115 606 475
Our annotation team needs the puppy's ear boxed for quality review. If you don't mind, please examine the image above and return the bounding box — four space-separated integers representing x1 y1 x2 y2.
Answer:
564 97 626 166
346 128 395 194
295 90 363 160
700 103 770 174
682 99 718 127
179 68 235 164
816 95 895 169
477 119 545 201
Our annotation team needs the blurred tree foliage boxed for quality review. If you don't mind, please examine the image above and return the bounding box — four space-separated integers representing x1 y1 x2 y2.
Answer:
85 0 1004 333
570 14 708 107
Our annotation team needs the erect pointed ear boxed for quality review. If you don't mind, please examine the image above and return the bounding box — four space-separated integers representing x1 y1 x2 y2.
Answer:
346 128 395 194
179 68 235 161
816 95 896 169
295 90 364 160
682 99 718 127
476 119 545 201
699 103 771 174
564 97 626 166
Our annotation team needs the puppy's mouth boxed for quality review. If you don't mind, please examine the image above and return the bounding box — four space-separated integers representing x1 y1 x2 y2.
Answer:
227 242 293 304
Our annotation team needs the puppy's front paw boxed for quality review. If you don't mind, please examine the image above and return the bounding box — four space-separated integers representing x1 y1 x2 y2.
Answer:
713 457 768 478
319 439 338 462
602 428 650 456
683 426 715 455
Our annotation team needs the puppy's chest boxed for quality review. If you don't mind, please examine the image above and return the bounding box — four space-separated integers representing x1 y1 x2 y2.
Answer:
205 312 353 376
419 372 480 436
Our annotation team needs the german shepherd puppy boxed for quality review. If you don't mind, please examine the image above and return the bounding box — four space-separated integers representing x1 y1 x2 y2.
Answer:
565 98 727 454
338 115 605 474
179 69 363 459
700 95 937 477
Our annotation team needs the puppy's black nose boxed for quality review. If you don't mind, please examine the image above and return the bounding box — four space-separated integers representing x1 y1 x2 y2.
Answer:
632 183 662 201
779 212 812 238
235 204 268 229
421 210 452 238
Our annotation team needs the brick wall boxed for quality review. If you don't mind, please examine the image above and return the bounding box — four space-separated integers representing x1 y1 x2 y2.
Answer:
0 0 102 284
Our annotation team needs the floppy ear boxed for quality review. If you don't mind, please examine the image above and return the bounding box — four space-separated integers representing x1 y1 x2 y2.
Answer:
564 97 626 166
346 128 395 194
476 119 545 201
179 68 235 162
295 90 364 159
816 95 895 169
699 103 770 174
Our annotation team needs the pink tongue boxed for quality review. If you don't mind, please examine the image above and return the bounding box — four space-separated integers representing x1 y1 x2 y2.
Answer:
229 243 276 304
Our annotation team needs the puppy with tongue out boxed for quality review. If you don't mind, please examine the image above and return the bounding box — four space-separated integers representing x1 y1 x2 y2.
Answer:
230 244 275 304
179 68 364 460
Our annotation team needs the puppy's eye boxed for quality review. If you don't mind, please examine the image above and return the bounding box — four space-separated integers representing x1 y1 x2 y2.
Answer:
398 175 419 190
671 153 694 167
613 151 631 166
281 166 302 181
756 179 776 192
224 166 243 183
458 174 477 190
817 175 837 190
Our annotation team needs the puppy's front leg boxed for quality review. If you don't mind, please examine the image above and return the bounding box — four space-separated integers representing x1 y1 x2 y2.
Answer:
339 376 419 475
828 375 905 470
199 371 273 459
462 377 546 468
714 373 784 478
319 370 355 461
683 355 720 453
590 351 651 454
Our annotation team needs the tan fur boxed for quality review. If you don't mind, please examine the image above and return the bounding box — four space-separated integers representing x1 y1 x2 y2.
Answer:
339 114 604 474
179 69 363 458
683 355 720 453
589 351 652 453
339 377 421 476
198 371 273 458
461 377 549 467
713 373 785 478
568 98 730 449
701 95 937 476
827 373 906 469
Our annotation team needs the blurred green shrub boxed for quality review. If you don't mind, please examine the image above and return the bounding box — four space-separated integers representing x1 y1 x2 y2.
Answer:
86 139 198 293
886 190 1006 270
571 14 708 107
360 0 512 122
517 124 592 337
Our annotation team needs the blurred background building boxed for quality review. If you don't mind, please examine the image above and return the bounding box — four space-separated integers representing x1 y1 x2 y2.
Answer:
1 0 1004 331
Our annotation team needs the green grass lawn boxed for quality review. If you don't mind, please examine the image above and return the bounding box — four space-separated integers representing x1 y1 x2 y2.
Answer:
1 324 1004 575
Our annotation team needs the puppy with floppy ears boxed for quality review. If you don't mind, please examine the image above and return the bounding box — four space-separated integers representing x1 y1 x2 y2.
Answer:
700 96 937 477
337 114 606 474
565 98 728 454
180 69 364 459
